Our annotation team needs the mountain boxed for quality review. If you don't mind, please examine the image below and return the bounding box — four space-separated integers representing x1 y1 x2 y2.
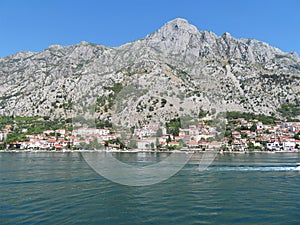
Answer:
0 18 299 127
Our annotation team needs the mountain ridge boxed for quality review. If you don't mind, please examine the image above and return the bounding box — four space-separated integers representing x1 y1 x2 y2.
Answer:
0 18 299 127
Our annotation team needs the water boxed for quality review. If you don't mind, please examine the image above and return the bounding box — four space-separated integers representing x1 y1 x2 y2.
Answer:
0 152 299 224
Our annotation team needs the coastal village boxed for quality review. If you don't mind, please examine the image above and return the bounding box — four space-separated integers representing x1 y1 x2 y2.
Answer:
0 114 299 152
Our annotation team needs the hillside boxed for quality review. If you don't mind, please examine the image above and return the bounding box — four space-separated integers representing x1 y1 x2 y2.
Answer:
0 18 299 128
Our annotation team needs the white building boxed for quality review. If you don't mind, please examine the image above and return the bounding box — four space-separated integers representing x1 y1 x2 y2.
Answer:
282 139 296 151
266 141 281 150
73 128 110 136
136 138 157 149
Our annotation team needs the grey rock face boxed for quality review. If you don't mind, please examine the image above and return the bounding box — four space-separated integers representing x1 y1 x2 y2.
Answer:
0 18 299 126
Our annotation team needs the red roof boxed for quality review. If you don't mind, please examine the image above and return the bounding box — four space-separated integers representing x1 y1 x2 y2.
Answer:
188 141 198 146
169 141 179 146
54 144 63 148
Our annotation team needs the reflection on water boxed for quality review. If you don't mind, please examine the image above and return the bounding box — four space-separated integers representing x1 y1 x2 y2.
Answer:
0 152 299 224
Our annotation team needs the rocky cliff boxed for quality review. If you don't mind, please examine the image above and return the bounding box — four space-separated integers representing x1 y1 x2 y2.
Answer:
0 18 299 127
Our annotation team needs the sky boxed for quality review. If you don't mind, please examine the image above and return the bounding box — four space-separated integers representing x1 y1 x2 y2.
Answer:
0 0 300 58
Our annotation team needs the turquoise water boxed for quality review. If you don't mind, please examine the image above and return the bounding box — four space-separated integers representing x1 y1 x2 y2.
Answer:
0 152 299 224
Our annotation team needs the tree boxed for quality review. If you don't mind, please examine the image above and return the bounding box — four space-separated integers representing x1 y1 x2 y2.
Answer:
90 138 102 149
294 132 300 140
178 139 186 147
156 138 161 149
248 142 255 151
80 138 102 150
130 126 135 134
128 140 137 149
221 145 228 151
166 118 180 136
156 128 163 137
150 142 155 150
228 136 233 145
240 125 249 130
250 123 257 132
166 135 172 145
198 109 207 118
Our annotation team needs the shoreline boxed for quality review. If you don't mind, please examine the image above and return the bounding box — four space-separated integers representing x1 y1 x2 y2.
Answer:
0 149 299 154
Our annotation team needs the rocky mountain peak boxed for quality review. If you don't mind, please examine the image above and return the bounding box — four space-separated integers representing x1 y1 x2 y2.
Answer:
143 18 286 63
164 18 199 34
0 18 299 123
221 32 232 39
145 18 200 54
47 44 64 50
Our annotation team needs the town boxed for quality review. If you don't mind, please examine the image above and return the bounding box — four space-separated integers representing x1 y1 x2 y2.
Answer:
0 112 299 152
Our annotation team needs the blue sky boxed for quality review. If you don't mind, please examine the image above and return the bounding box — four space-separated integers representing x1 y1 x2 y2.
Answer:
0 0 300 58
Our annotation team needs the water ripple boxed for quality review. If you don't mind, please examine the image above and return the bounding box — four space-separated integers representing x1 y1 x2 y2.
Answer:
0 152 299 224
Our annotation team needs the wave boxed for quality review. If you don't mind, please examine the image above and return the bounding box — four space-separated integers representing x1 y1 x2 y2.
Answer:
207 166 300 171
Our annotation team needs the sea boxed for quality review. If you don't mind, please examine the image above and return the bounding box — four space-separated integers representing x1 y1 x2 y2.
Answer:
0 152 299 224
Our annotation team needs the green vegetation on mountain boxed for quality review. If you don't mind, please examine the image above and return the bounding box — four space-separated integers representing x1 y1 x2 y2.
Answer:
226 111 279 124
166 118 181 136
278 103 300 119
0 18 299 129
0 116 71 135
